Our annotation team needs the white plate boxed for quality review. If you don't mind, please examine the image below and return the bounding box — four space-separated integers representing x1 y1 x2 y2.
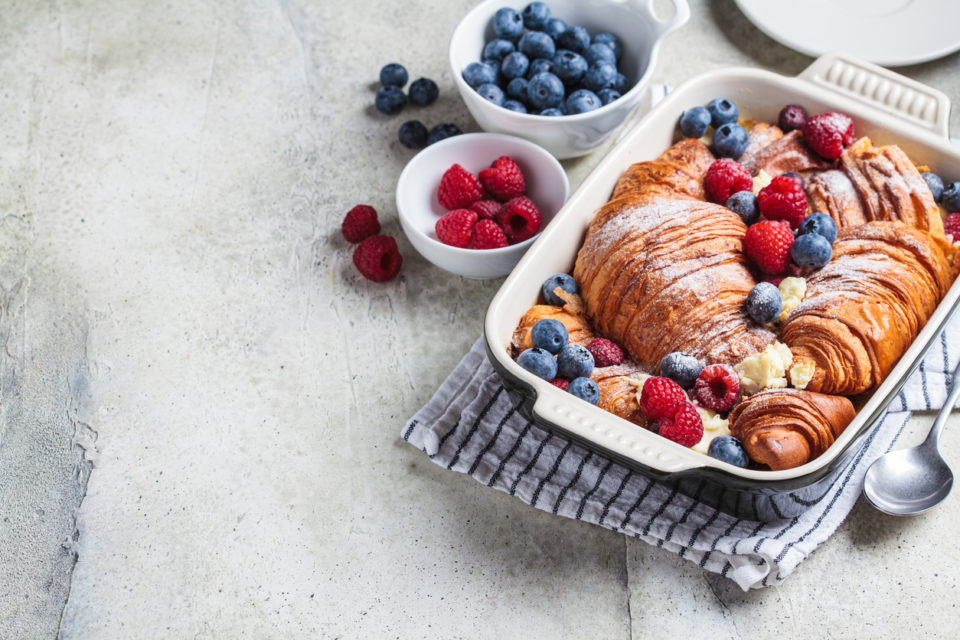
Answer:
735 0 960 67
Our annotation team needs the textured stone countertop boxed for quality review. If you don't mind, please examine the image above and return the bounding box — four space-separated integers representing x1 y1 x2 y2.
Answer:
1 0 959 638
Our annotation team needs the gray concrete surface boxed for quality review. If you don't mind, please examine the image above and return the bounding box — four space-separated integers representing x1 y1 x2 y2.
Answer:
0 0 958 637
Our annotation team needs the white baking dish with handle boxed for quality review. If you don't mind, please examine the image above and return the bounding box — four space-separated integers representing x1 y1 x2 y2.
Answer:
483 53 958 500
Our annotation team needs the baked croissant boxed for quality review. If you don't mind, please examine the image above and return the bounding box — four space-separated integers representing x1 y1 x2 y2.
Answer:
511 304 594 357
591 364 652 429
806 137 943 236
729 389 856 470
574 194 776 371
741 129 832 177
611 138 714 202
782 221 958 395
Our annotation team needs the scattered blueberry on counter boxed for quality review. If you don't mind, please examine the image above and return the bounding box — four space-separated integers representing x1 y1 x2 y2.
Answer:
398 120 428 149
379 62 408 88
408 77 439 107
375 85 407 115
426 123 463 146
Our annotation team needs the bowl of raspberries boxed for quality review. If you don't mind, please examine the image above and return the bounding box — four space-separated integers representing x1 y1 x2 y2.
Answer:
449 0 689 159
396 132 569 279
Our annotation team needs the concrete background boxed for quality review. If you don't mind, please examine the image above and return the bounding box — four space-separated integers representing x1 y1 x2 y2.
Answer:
0 0 958 637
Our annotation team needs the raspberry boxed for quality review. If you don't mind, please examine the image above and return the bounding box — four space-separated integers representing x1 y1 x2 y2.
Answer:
694 364 740 412
496 196 542 244
803 112 855 160
437 164 484 210
471 199 502 220
744 220 795 275
658 402 704 447
587 338 624 368
352 235 402 282
704 159 753 204
470 219 509 249
479 156 526 201
550 378 570 391
945 213 960 241
435 209 478 248
341 204 380 244
758 175 808 228
639 376 687 420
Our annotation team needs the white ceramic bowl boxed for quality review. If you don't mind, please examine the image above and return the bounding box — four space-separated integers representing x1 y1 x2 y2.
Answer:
396 132 569 280
449 0 690 159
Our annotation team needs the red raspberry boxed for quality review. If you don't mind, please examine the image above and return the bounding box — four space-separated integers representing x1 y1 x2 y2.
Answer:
694 364 740 412
744 220 795 274
496 196 542 244
639 376 687 420
479 156 526 201
352 235 403 282
944 213 960 241
435 209 478 248
704 159 753 204
471 199 502 220
470 219 509 249
758 175 808 228
658 402 704 447
341 204 381 244
803 112 855 160
550 378 570 391
437 164 484 210
587 338 624 368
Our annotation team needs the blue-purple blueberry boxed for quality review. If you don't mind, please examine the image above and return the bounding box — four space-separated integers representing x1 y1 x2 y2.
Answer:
541 273 577 305
568 377 600 404
519 30 556 60
564 89 600 114
678 106 711 138
531 318 569 354
522 1 551 29
518 347 558 381
746 282 782 324
659 352 703 389
557 344 594 379
397 120 427 149
408 77 438 107
707 436 749 467
712 123 749 159
556 25 590 53
725 190 760 226
379 63 408 87
526 71 565 110
706 97 738 127
591 32 622 60
791 233 833 269
483 38 515 61
493 7 525 40
551 50 588 86
375 85 406 115
797 212 838 244
501 51 530 80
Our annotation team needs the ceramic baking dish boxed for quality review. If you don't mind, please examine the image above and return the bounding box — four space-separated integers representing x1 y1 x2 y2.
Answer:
483 52 959 520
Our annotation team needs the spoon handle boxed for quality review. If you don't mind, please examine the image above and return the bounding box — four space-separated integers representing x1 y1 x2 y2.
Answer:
926 357 960 447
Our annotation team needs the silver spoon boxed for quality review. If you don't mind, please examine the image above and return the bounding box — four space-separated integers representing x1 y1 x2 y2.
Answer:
862 359 960 516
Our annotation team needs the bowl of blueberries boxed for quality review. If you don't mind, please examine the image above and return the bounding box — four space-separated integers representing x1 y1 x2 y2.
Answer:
450 0 689 159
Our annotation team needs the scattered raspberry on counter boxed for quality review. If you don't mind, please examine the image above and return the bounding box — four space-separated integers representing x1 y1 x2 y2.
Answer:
341 204 381 244
353 235 403 282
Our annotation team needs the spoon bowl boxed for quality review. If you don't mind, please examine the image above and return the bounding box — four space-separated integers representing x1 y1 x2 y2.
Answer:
863 442 954 516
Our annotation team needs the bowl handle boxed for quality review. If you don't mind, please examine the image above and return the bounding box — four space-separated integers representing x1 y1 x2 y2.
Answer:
798 52 951 139
629 0 691 41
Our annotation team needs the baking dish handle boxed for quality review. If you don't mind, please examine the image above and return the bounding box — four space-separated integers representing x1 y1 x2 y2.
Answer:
629 0 691 41
798 52 951 139
531 391 704 473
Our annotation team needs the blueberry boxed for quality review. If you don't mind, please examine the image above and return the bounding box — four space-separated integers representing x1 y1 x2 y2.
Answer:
557 344 594 379
527 57 553 78
481 59 502 85
591 32 622 60
506 77 529 101
518 347 558 381
408 78 438 107
778 104 807 132
477 83 505 106
922 172 945 203
712 123 749 159
551 50 588 86
462 61 497 88
707 435 749 468
519 30 556 60
584 42 616 67
539 107 563 116
944 181 960 212
379 63 408 87
526 72 565 110
612 72 628 93
522 1 551 29
556 26 590 53
531 318 569 354
375 85 406 115
542 273 578 305
597 88 621 106
706 97 738 128
791 233 833 269
544 17 567 39
397 120 427 149
678 106 711 138
745 282 782 324
568 377 600 405
659 352 703 389
426 123 462 146
797 212 838 244
725 190 760 226
582 62 617 93
493 7 525 40
564 89 600 115
503 99 528 113
483 38 515 61
499 51 529 81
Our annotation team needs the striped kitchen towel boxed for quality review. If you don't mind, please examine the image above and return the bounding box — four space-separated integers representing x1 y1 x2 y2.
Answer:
402 87 960 589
